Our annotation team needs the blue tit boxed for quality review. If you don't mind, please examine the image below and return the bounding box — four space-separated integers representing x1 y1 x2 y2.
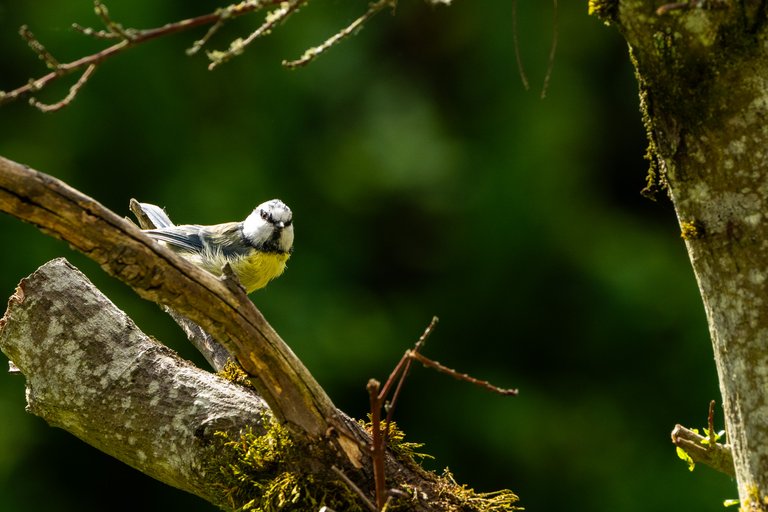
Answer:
141 199 294 293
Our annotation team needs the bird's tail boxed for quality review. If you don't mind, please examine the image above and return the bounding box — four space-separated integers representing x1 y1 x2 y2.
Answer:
129 199 175 229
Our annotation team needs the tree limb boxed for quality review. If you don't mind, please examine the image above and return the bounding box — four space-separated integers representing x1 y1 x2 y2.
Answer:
0 154 351 448
671 424 735 477
0 258 271 508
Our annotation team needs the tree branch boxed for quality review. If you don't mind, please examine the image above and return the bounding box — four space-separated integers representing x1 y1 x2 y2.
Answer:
0 154 349 448
671 424 735 477
0 258 271 508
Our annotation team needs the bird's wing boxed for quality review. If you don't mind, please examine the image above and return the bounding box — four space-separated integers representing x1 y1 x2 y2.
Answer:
144 225 205 253
145 222 249 256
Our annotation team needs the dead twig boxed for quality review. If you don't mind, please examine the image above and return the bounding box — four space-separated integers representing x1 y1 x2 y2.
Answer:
365 316 517 510
282 0 396 68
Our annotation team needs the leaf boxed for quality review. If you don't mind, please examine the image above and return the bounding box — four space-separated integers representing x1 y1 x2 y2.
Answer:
676 446 695 471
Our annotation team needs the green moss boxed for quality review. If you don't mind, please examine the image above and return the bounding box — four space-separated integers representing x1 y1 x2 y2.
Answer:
680 219 704 240
217 359 257 391
630 45 668 201
207 417 521 511
587 0 618 24
359 420 521 511
397 469 522 512
359 418 434 467
206 419 365 512
741 485 768 512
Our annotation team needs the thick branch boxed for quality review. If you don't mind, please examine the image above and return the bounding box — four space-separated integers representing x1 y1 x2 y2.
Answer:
0 154 350 449
0 258 270 507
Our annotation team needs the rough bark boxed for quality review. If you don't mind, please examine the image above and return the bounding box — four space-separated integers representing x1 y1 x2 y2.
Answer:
593 0 768 506
1 258 472 511
0 258 271 507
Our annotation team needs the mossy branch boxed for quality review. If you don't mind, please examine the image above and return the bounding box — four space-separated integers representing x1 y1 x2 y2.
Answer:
0 154 521 511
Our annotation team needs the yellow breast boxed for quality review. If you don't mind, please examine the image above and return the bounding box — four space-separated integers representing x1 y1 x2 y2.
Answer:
229 251 291 293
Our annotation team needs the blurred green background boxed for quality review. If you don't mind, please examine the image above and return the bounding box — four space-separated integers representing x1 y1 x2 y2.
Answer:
0 1 734 511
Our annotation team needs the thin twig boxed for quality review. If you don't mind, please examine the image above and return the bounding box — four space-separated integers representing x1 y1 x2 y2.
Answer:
30 64 97 112
282 0 396 68
707 399 716 446
383 316 438 430
208 0 307 70
511 0 530 91
71 23 120 40
408 350 519 396
1 1 280 108
94 1 135 41
367 379 386 511
19 25 60 70
540 0 558 99
330 466 377 512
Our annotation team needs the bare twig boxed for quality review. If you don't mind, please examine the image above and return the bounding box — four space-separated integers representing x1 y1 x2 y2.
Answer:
282 0 396 68
3 0 418 110
511 0 530 91
364 316 517 510
408 350 519 396
19 25 60 70
383 316 438 428
94 0 135 41
540 0 558 99
707 399 716 446
30 64 97 112
330 466 377 512
367 379 387 511
208 0 308 70
1 1 281 109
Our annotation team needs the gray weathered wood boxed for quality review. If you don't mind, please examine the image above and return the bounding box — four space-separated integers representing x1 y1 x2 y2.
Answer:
0 258 270 506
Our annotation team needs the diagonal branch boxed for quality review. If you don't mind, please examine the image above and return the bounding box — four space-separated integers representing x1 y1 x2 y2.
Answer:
0 154 357 452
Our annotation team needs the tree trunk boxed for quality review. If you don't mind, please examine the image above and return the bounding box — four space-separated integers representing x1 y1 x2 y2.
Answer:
592 0 768 506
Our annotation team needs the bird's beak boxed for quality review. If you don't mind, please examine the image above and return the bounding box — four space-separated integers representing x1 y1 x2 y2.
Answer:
274 221 285 229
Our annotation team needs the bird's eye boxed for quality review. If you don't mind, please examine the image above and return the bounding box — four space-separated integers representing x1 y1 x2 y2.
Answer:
260 210 269 221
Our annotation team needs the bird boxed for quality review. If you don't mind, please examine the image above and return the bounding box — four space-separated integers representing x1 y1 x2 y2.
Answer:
137 199 294 293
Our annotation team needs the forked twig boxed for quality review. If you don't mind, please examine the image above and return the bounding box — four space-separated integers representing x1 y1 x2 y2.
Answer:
3 0 425 111
282 0 396 68
207 0 308 70
365 316 517 510
30 64 97 112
